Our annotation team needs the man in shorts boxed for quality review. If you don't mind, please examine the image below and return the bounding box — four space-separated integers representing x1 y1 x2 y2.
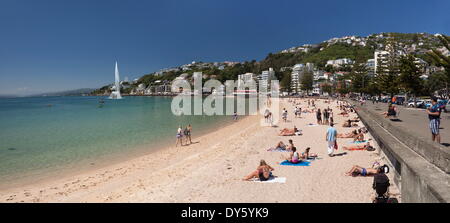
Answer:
427 97 441 143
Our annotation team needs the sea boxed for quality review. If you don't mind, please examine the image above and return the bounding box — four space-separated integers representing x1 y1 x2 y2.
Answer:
0 96 249 189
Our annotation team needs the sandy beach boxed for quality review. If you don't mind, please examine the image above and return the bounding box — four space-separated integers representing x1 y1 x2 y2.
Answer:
0 98 400 203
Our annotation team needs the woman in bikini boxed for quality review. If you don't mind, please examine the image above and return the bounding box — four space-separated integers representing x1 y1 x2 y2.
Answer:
345 162 385 177
343 142 375 151
279 126 300 136
337 130 358 138
243 160 274 181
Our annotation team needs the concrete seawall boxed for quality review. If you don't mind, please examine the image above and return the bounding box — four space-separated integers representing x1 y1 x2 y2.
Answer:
348 100 450 203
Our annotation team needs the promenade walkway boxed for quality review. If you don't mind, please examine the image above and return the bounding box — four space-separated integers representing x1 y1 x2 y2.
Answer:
361 101 450 147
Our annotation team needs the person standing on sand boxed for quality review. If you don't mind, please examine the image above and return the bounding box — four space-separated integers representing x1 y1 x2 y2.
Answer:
176 125 184 147
316 108 322 125
233 111 238 121
184 124 192 145
282 108 288 122
326 123 337 157
427 97 442 143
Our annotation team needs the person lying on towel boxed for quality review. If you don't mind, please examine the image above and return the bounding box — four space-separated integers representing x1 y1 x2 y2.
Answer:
243 160 274 181
343 142 375 151
337 130 358 138
279 126 301 136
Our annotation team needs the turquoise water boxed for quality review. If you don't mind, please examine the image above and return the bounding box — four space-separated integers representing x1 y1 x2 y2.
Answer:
0 96 237 188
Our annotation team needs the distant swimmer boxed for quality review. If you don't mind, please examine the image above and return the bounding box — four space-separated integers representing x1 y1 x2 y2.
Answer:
46 104 53 107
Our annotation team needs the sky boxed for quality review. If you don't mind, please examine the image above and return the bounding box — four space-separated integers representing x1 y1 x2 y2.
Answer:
0 0 449 96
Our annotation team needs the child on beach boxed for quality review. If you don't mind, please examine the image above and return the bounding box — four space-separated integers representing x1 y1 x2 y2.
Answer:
243 160 274 181
175 126 184 147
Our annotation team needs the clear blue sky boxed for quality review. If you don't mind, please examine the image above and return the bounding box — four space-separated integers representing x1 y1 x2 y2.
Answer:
0 0 449 95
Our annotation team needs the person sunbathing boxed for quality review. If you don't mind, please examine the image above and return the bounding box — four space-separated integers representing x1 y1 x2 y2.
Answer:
243 160 274 181
300 147 318 159
279 126 301 136
274 141 286 150
353 129 365 142
343 142 375 151
342 119 359 128
281 147 303 164
349 117 360 122
337 130 358 138
339 111 349 117
345 162 384 177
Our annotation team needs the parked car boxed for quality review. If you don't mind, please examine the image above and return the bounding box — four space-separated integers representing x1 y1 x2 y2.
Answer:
408 100 424 108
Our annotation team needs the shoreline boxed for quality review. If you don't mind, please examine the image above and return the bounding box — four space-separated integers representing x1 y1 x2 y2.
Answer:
0 114 255 202
0 98 401 203
0 112 245 191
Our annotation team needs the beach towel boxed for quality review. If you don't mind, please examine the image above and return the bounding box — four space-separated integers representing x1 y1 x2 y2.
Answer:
343 147 366 151
350 140 368 144
254 177 286 183
280 160 311 166
267 147 289 152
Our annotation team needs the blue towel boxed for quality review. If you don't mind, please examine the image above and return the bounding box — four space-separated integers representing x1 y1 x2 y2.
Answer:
350 140 368 144
280 160 311 166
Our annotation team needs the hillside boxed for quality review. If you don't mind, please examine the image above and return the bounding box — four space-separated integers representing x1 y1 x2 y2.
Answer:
92 32 449 95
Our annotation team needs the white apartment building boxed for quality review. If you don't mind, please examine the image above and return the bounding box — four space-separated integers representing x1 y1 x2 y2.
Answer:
290 63 315 93
259 68 275 93
374 49 405 75
326 58 354 67
237 73 256 88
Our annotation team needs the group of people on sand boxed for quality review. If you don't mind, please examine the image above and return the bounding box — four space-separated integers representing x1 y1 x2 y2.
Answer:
175 124 193 147
242 98 392 201
316 107 333 125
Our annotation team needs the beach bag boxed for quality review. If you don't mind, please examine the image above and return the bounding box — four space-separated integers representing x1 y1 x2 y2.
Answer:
334 141 338 150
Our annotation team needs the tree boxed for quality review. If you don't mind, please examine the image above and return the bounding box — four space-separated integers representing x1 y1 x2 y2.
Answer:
300 71 314 94
426 35 450 98
280 71 292 93
375 37 401 98
424 71 448 98
349 62 369 95
398 54 424 104
322 83 334 96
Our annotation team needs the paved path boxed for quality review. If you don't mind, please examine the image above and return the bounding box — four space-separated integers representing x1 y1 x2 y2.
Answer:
358 101 450 147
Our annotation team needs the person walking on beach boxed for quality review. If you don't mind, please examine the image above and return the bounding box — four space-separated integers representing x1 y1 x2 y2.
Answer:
427 97 442 143
326 123 337 157
282 108 288 122
175 125 184 147
233 111 238 121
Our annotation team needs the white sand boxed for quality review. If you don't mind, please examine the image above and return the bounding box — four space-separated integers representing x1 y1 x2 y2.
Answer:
0 98 400 203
